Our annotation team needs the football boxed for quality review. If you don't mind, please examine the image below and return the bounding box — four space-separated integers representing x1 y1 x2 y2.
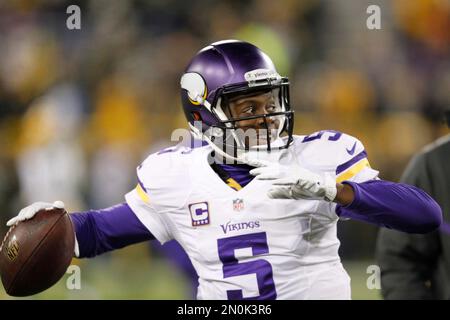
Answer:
0 208 75 296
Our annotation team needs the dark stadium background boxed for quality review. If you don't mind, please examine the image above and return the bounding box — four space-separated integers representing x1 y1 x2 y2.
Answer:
0 0 448 299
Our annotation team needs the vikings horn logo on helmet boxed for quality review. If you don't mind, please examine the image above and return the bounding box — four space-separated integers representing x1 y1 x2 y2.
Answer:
180 72 209 108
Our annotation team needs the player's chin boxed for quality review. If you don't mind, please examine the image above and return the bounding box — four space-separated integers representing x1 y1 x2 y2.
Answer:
244 134 278 149
236 126 280 149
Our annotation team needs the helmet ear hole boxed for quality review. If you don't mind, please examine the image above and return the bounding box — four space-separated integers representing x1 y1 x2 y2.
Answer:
192 111 202 121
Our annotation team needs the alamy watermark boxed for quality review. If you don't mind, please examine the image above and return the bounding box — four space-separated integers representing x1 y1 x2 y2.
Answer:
66 5 81 30
169 121 293 164
366 264 381 290
366 5 381 30
66 265 81 290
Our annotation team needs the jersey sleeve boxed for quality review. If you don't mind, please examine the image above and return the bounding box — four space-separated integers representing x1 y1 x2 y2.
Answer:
333 133 379 183
294 131 379 183
124 149 192 244
125 185 172 244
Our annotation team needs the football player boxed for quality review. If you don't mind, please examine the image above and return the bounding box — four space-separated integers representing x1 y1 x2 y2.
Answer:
7 40 442 299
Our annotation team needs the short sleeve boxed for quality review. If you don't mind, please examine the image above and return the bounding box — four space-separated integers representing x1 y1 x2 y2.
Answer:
125 185 173 244
334 135 379 183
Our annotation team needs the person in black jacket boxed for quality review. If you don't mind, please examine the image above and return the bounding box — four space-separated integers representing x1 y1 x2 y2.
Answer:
376 110 450 299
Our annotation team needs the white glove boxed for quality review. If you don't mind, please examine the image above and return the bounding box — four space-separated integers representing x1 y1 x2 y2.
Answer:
6 200 65 227
248 159 337 201
6 200 79 257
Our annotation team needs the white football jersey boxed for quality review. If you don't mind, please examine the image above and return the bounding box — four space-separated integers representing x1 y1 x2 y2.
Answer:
125 131 379 299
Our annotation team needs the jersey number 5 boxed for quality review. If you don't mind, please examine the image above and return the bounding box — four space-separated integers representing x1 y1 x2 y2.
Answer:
217 232 277 300
302 130 342 142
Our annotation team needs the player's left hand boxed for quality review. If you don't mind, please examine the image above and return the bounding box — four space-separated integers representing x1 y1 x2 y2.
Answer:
248 159 337 201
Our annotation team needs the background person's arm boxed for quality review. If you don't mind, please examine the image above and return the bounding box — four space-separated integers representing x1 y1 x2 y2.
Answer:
376 152 442 299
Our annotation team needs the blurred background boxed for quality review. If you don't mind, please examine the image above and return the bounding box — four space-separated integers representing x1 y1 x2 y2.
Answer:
0 0 449 299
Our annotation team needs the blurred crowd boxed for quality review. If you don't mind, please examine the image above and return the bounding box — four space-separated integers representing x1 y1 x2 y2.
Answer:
0 0 449 259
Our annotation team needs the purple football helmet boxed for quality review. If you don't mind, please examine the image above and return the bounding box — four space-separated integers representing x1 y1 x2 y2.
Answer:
180 40 294 161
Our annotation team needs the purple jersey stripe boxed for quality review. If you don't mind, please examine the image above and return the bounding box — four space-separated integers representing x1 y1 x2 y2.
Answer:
137 175 146 191
336 150 367 175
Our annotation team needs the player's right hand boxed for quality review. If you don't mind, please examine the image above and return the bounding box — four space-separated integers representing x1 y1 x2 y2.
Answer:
6 201 65 227
248 159 337 202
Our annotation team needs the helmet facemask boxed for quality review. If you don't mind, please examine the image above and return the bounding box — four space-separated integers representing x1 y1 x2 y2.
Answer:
201 78 294 164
